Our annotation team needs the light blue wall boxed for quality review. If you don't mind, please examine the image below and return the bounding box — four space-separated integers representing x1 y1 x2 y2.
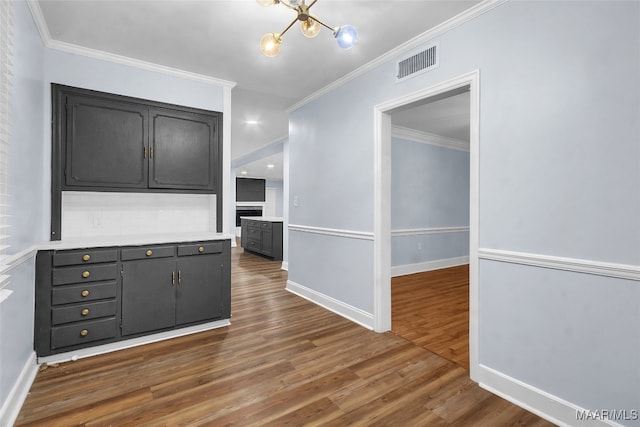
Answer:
9 0 46 253
1 0 44 417
391 137 469 267
289 0 639 421
0 258 36 413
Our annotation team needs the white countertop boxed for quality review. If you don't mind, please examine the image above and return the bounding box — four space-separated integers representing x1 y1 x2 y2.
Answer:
40 232 235 250
240 216 284 222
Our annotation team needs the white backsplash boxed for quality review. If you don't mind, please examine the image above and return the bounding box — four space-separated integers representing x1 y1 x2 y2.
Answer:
62 192 217 238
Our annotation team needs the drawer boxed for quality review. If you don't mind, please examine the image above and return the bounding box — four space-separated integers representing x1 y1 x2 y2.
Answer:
121 245 174 261
246 239 261 251
52 263 118 286
52 281 117 305
51 317 117 349
246 227 261 239
53 248 118 267
177 241 223 256
52 300 117 325
261 222 273 230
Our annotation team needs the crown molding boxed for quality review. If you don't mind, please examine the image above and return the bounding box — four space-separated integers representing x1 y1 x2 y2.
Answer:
391 125 469 152
287 0 508 112
25 0 236 88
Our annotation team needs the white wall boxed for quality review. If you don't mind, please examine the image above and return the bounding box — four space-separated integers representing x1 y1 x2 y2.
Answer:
288 1 639 424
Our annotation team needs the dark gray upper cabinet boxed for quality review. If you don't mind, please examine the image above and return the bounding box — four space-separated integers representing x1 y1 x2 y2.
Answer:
65 95 149 188
149 108 216 191
58 88 219 192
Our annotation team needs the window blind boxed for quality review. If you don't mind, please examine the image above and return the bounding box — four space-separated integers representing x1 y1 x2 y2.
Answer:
0 0 13 291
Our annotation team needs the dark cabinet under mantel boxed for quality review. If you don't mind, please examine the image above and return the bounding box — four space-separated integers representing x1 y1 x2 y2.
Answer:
241 218 283 261
51 84 223 240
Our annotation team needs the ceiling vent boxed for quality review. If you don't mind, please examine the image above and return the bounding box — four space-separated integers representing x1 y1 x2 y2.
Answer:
396 41 439 82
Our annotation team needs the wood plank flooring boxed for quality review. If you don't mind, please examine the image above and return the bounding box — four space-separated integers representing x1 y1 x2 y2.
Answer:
391 265 470 369
15 247 553 426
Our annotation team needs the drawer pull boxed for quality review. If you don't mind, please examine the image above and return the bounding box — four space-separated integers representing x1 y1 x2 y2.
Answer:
146 250 153 257
82 254 91 262
80 329 89 337
82 271 90 278
198 246 205 253
81 290 90 297
81 308 89 316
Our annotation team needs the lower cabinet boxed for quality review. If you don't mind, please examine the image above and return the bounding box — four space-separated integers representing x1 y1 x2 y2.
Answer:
120 242 226 336
35 239 231 357
240 218 283 261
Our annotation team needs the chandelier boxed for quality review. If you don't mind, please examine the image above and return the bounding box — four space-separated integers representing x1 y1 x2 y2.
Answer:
257 0 358 57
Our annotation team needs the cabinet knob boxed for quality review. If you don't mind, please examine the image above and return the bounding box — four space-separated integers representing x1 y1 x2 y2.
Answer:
82 254 91 262
81 308 89 316
80 329 89 337
198 246 205 253
82 271 90 278
146 250 153 257
81 290 90 297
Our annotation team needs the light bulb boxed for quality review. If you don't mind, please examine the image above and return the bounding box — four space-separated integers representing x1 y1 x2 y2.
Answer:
300 16 321 38
335 25 358 50
260 33 282 57
256 0 275 7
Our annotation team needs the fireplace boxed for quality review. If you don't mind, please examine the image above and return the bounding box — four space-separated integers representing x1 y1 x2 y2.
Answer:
236 206 263 226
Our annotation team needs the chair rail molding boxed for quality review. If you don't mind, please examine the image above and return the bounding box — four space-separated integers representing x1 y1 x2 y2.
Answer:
478 248 640 281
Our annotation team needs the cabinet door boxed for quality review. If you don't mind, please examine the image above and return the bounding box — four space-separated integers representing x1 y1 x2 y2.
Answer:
121 258 176 336
240 219 248 248
176 254 224 325
65 95 148 189
149 108 217 191
260 229 273 256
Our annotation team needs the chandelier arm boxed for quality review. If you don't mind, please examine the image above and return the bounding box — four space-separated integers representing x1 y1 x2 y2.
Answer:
309 15 336 33
307 0 318 9
278 15 300 38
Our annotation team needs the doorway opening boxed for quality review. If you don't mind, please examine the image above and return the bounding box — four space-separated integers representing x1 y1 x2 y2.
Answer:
389 89 471 369
373 71 479 378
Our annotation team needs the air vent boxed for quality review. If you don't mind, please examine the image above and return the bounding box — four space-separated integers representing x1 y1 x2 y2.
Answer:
396 42 439 82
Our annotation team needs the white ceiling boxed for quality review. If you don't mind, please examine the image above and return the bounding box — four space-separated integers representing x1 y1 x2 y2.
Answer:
392 91 471 142
34 0 480 179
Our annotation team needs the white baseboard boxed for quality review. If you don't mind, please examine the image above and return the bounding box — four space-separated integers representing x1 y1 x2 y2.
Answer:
477 364 622 427
281 261 288 271
0 351 38 426
38 319 230 365
391 255 469 277
286 280 374 330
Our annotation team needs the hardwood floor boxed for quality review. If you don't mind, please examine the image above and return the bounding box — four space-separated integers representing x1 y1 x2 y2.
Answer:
16 247 553 426
392 265 470 369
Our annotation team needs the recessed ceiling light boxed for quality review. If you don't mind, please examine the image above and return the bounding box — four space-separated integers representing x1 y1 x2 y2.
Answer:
245 120 259 125
267 164 275 169
241 170 248 175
